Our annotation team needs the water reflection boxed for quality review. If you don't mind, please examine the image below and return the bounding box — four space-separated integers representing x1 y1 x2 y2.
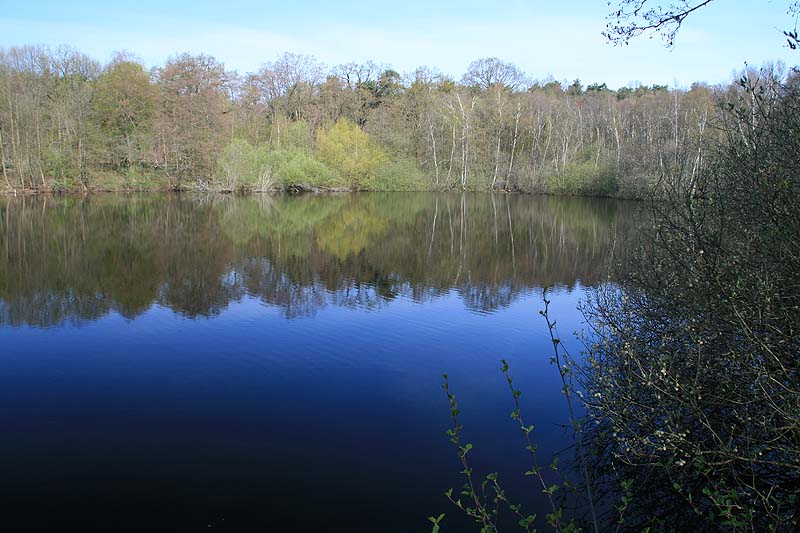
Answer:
0 192 631 325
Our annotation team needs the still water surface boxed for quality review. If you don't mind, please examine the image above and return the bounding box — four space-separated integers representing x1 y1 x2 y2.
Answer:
0 192 632 531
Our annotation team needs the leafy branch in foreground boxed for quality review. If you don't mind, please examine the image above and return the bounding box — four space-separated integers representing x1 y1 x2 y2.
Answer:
540 293 599 532
435 293 604 532
501 359 563 530
439 374 538 532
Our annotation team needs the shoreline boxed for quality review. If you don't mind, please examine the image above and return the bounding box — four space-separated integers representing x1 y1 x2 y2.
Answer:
0 184 646 201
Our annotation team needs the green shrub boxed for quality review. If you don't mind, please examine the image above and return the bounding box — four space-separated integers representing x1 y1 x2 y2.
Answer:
367 158 431 191
216 138 272 190
545 160 617 196
268 148 341 188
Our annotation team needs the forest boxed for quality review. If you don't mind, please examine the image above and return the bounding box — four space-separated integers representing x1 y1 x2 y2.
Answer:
2 45 785 197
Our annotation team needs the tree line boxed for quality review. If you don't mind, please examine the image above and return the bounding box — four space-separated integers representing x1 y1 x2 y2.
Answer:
2 45 778 197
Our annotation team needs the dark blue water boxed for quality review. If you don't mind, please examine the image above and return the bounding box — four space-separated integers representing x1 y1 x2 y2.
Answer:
0 193 631 531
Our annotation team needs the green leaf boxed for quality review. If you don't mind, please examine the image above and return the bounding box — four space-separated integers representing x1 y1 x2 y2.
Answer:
544 484 559 495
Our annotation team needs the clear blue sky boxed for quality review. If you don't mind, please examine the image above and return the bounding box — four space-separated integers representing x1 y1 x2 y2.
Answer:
1 0 797 88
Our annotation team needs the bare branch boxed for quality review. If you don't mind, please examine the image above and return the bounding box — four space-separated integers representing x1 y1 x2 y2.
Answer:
603 0 716 47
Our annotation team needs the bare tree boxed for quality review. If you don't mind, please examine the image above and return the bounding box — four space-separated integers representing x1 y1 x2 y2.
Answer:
153 54 230 185
461 57 526 91
255 52 324 121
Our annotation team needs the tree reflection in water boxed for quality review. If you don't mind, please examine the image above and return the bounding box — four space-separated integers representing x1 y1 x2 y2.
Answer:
0 192 633 326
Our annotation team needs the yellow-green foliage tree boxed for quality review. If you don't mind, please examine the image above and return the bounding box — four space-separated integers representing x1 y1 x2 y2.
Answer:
316 118 387 189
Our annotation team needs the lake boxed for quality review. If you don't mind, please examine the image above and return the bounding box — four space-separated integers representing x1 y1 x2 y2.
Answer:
0 192 634 531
